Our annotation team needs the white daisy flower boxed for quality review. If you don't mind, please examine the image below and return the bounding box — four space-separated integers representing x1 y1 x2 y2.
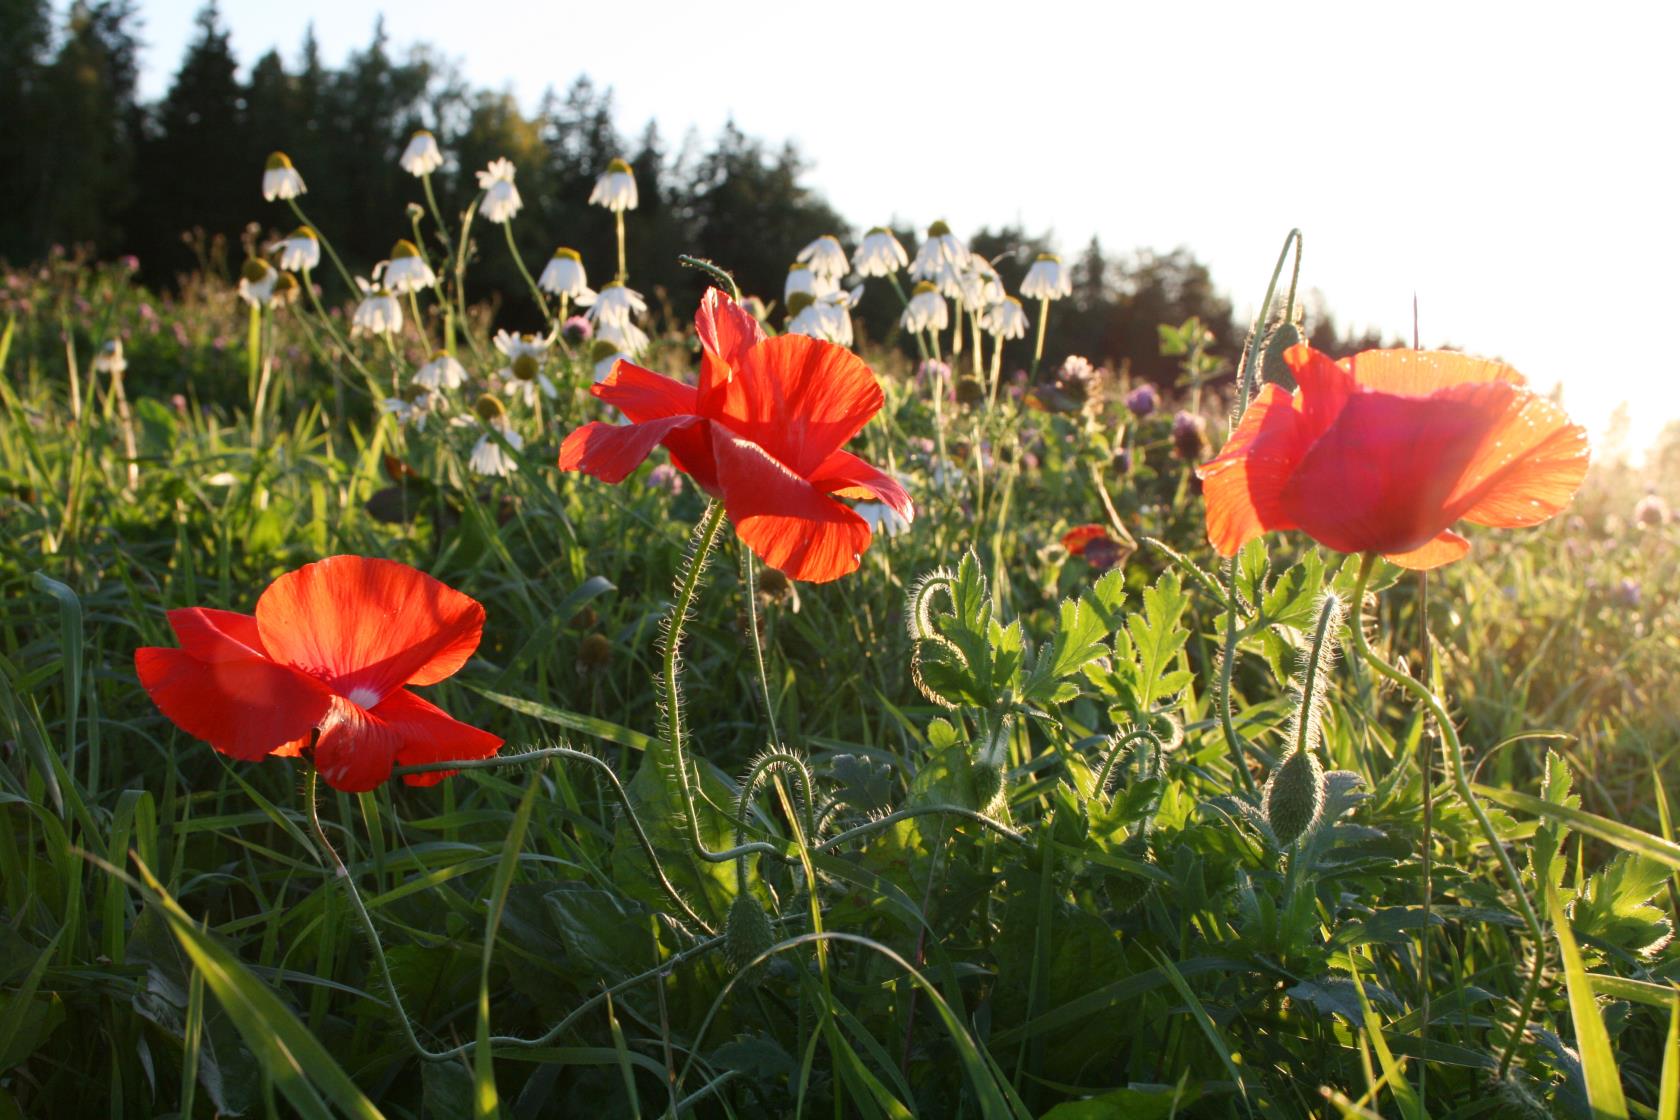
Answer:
588 281 647 328
982 295 1029 339
351 278 403 337
414 351 468 391
374 239 437 294
399 130 444 177
853 227 908 278
262 151 305 201
910 221 969 288
854 500 912 539
796 235 849 282
1021 253 1072 300
381 388 441 431
784 262 838 304
590 340 631 383
270 226 320 272
588 157 639 212
476 158 523 224
595 317 649 356
787 289 858 346
237 258 279 307
538 247 591 299
92 339 126 376
493 329 557 402
900 281 949 333
959 256 1003 308
469 395 523 476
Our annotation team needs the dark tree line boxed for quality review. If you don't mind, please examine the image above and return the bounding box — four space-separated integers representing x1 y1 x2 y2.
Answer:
0 0 1381 380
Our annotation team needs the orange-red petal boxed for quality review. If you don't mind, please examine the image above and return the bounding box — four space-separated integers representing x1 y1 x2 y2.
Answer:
710 426 871 583
705 334 884 478
1197 383 1305 556
134 647 332 761
380 688 504 787
1384 529 1471 570
806 448 914 522
1444 391 1590 528
1340 348 1526 396
1061 524 1109 555
590 361 698 423
168 607 269 661
255 556 485 704
694 287 766 413
560 414 706 484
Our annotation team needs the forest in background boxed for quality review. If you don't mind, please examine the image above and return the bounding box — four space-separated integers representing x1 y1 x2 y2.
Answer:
0 0 1389 383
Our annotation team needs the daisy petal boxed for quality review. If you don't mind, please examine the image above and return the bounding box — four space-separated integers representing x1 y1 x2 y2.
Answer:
256 556 486 703
807 449 914 522
711 427 870 583
135 648 331 762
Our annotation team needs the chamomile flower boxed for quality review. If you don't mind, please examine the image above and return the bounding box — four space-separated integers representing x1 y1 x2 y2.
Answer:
374 239 437 294
399 130 444 176
784 262 837 304
1021 253 1073 300
262 151 305 201
272 272 301 309
351 277 402 337
494 330 557 406
853 227 908 277
271 226 320 272
796 234 849 282
589 157 639 211
469 395 523 477
588 281 647 328
538 247 591 300
237 258 279 307
476 158 523 224
854 500 912 539
900 281 949 333
414 351 468 391
589 340 631 383
787 289 859 347
910 221 969 289
959 256 1003 308
982 295 1029 339
381 385 442 431
92 339 126 376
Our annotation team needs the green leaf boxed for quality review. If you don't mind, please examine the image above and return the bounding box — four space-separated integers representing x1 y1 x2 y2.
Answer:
1552 891 1629 1120
1038 1084 1199 1119
471 685 653 752
1125 572 1191 713
1475 784 1680 871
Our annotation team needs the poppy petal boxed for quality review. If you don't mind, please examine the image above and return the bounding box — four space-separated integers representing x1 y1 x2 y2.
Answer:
1280 383 1512 556
1282 345 1356 439
1198 383 1305 555
377 688 504 787
1342 348 1526 396
710 426 871 583
134 647 332 761
590 361 698 422
255 556 486 704
1449 393 1590 528
708 334 884 477
1384 529 1471 570
312 695 403 793
168 607 269 661
694 287 765 407
806 449 914 521
559 414 706 483
1061 524 1109 556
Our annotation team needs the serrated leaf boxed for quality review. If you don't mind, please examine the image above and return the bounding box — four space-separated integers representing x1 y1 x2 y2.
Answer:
1125 572 1190 712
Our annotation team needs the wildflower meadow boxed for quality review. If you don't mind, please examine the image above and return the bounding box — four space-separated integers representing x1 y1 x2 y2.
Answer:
4 10 1680 1119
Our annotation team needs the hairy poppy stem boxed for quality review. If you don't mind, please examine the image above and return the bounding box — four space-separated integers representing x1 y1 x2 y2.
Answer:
1348 554 1544 1076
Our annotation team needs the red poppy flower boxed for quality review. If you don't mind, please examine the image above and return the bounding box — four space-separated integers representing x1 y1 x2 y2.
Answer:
134 556 502 792
1061 524 1111 555
559 288 913 583
1198 345 1589 569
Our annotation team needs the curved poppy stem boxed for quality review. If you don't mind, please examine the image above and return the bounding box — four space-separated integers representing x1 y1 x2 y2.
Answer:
665 503 788 866
1348 554 1544 1075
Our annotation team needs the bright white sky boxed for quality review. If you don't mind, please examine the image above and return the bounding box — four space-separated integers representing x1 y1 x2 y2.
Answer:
130 0 1680 454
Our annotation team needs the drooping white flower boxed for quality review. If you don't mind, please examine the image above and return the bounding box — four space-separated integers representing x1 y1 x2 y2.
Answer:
589 157 639 212
595 317 649 356
588 281 647 328
237 258 279 307
399 129 444 177
476 158 523 224
852 227 908 278
468 395 522 477
493 329 556 403
796 234 849 282
415 351 468 391
589 340 631 383
787 289 859 346
271 271 301 308
538 247 591 300
271 226 320 272
900 281 949 333
910 221 969 291
982 295 1029 339
381 387 442 431
374 239 437 294
262 151 306 201
854 500 912 539
92 338 126 376
784 262 838 304
1021 253 1073 300
351 277 403 337
959 255 1003 309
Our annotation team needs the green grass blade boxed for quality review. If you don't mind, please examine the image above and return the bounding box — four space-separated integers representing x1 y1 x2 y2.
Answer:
1660 996 1678 1120
1550 892 1628 1120
474 772 540 1119
1476 784 1680 870
1349 952 1426 1120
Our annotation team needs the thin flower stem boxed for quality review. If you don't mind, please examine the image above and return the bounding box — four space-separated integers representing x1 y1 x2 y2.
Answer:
420 172 456 261
300 268 382 400
285 199 358 297
615 210 627 282
1030 296 1050 381
1348 553 1544 1075
502 220 551 323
